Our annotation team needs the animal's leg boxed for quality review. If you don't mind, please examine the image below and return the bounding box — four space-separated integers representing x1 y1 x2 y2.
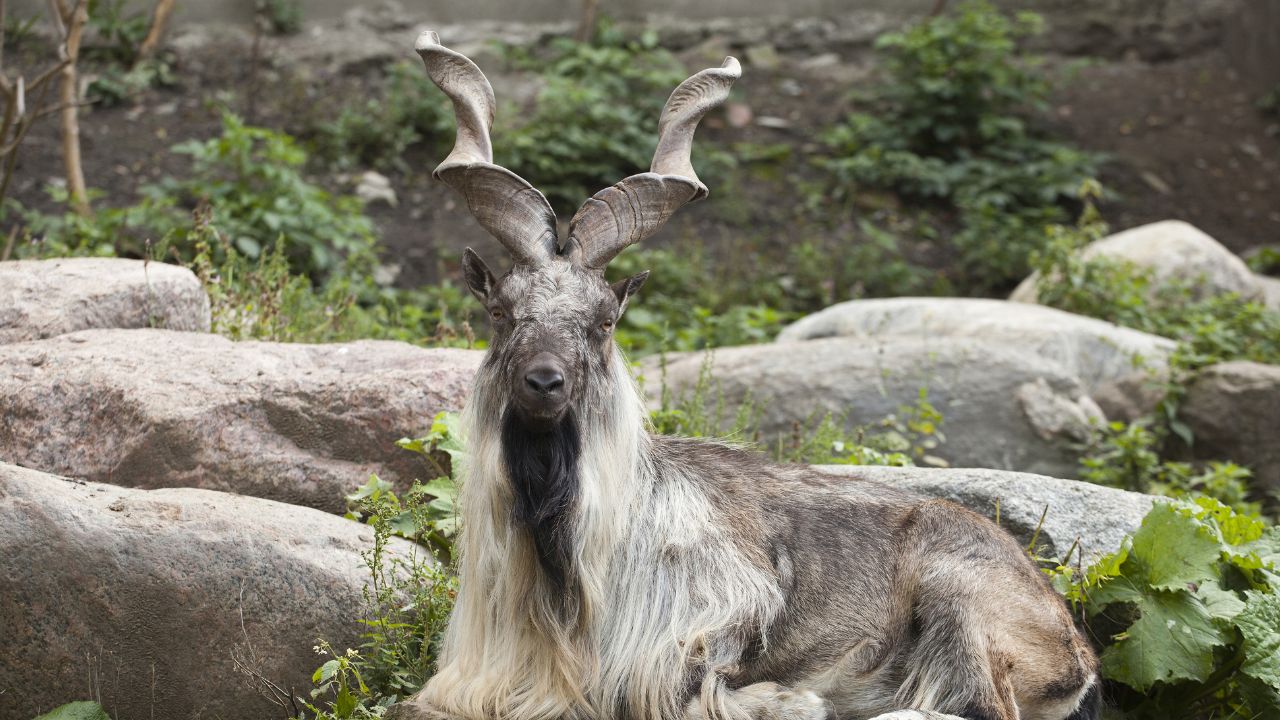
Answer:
865 707 962 712
684 676 832 720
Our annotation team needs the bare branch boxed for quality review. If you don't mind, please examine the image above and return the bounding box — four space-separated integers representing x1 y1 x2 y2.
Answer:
574 0 598 44
138 0 176 61
53 0 89 215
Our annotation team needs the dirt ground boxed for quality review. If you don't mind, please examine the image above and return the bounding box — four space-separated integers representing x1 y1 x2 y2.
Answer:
8 16 1279 289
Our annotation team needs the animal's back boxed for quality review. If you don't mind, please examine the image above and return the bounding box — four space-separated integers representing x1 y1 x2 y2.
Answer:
649 435 1099 720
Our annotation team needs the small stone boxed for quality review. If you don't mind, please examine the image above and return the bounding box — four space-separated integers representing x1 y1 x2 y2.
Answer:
356 170 398 207
744 43 781 70
726 102 753 128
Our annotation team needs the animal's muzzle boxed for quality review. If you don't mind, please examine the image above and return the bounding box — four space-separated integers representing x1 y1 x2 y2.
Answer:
514 351 571 426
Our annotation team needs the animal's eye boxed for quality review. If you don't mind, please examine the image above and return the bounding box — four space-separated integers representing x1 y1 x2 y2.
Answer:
600 319 614 333
489 308 505 322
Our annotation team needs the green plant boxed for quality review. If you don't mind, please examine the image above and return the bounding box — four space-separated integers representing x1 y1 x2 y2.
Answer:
1247 246 1280 276
191 217 483 347
258 0 302 36
820 1 1100 292
156 112 377 277
309 62 454 172
646 355 945 467
773 389 946 467
1050 498 1280 719
495 25 688 212
1259 83 1280 120
304 412 464 719
86 57 175 107
85 0 150 65
14 114 380 282
1080 420 1260 517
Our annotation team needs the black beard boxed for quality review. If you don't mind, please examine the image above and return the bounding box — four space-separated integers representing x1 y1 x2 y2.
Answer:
501 407 581 591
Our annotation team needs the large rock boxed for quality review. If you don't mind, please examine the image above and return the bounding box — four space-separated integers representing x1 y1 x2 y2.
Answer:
0 462 423 720
777 297 1173 392
1010 220 1263 304
1255 274 1280 312
0 329 481 512
1178 361 1280 495
642 337 1103 479
0 257 211 344
815 465 1153 562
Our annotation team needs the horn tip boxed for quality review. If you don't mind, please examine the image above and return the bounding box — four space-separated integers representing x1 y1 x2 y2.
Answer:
721 56 742 76
415 30 442 52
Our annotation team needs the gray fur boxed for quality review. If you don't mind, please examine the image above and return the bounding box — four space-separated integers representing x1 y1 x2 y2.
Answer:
393 35 1099 720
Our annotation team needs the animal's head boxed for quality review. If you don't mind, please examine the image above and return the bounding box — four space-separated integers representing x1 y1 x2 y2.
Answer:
417 32 739 431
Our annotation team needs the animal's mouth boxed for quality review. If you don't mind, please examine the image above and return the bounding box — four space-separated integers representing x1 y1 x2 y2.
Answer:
509 401 571 434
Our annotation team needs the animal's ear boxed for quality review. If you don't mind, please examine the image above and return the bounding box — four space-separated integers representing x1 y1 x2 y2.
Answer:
461 247 497 303
610 271 649 315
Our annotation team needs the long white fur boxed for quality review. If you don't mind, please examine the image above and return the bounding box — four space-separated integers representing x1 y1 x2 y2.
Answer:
418 351 783 720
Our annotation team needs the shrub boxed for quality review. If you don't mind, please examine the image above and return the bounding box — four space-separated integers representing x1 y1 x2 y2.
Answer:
495 25 688 212
820 0 1100 292
257 0 302 36
309 62 454 173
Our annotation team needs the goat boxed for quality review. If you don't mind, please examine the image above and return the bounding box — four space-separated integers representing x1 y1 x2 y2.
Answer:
391 31 1100 720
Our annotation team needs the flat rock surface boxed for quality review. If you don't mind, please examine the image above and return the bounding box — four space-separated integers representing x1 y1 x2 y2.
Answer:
0 329 482 512
642 337 1102 479
0 462 423 720
0 258 211 344
815 465 1154 562
777 297 1173 391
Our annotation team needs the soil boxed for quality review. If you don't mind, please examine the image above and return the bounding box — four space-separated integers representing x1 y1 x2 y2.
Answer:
7 16 1279 291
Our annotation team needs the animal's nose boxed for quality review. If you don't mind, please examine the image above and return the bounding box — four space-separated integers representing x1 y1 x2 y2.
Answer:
525 366 565 395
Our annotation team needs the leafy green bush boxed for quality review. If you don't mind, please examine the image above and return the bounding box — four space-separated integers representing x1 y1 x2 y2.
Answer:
309 62 454 173
1050 498 1280 719
85 0 150 66
157 113 377 278
258 0 303 36
1030 199 1280 369
820 0 1100 292
609 247 793 356
14 114 379 282
495 26 688 212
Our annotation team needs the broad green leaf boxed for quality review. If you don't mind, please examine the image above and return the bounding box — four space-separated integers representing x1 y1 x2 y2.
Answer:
1237 591 1280 691
1100 587 1228 691
1129 502 1222 591
335 687 358 717
314 658 340 684
347 474 392 502
33 702 110 720
1195 579 1246 624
